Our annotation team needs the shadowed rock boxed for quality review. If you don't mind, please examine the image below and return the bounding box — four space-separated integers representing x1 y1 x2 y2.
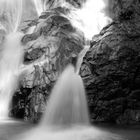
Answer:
80 0 140 124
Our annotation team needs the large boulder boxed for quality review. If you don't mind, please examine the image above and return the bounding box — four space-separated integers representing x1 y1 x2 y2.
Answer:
80 0 140 124
12 6 85 122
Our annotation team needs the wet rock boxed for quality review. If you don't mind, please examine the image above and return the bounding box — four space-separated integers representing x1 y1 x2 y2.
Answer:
11 0 140 125
12 6 84 122
116 109 140 124
80 7 140 124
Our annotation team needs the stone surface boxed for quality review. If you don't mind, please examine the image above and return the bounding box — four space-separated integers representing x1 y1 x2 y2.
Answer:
11 0 140 124
12 6 84 122
80 0 140 124
43 0 86 9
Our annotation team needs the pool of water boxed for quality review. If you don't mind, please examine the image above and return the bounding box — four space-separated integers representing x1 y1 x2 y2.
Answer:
0 120 34 140
94 123 140 140
0 121 139 140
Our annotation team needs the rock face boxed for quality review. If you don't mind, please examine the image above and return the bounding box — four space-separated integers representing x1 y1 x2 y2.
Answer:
11 0 140 124
80 0 140 124
11 6 84 122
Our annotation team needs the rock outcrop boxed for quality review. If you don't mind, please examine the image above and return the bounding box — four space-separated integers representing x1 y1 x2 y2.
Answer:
80 0 140 124
11 6 85 122
11 0 140 124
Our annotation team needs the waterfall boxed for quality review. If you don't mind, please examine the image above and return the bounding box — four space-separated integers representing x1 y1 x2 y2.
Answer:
0 0 22 33
32 0 45 16
0 0 24 119
41 65 90 128
20 65 121 140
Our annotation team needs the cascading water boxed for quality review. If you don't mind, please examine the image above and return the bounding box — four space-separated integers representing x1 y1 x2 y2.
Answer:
20 65 121 140
17 0 122 140
0 0 24 119
41 65 90 128
70 0 111 41
0 0 22 33
69 0 112 72
76 45 90 74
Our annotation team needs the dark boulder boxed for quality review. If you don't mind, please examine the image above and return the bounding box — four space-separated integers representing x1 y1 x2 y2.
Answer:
12 6 85 122
80 0 140 124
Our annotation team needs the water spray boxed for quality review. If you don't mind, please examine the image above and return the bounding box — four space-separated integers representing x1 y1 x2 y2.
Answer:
0 0 24 119
68 0 112 73
70 0 111 41
0 0 22 33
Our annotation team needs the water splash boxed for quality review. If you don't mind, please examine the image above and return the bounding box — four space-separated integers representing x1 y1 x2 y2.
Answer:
41 65 89 128
19 65 123 140
21 126 123 140
68 0 112 74
0 32 24 119
76 45 90 74
0 0 22 33
70 0 111 40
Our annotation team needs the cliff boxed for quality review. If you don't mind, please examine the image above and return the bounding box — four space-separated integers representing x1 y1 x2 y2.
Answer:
11 0 140 124
11 6 84 122
80 0 140 124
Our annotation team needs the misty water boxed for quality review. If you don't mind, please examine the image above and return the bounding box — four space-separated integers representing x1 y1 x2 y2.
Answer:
0 0 24 119
0 122 140 140
0 0 139 140
0 32 24 119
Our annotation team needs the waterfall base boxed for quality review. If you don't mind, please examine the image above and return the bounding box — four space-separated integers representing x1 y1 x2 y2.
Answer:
19 125 123 140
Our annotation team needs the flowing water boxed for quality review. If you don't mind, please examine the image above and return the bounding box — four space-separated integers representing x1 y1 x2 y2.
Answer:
0 0 22 33
0 0 24 119
0 32 24 119
70 0 112 40
41 65 90 127
0 1 139 140
32 0 45 16
17 65 124 140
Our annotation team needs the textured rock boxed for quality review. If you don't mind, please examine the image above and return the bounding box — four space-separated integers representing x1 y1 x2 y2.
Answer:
11 0 140 125
44 0 86 9
12 6 85 122
80 1 140 124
